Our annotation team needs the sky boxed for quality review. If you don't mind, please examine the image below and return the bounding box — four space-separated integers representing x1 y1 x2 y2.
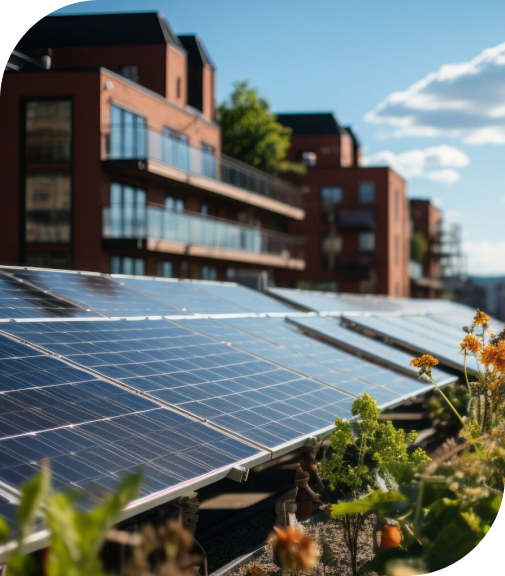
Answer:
56 0 505 276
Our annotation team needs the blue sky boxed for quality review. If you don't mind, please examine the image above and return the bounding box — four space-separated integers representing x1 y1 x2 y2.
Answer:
56 0 505 275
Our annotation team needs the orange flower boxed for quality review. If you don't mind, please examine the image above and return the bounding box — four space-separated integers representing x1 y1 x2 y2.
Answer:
460 334 481 354
410 354 439 376
481 344 497 369
473 309 490 326
495 341 505 372
271 526 320 572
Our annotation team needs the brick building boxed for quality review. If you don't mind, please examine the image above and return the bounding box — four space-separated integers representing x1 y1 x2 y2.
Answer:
409 199 443 298
0 12 305 284
275 113 410 296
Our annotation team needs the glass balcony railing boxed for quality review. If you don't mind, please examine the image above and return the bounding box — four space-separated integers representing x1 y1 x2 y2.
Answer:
104 125 304 209
103 206 305 261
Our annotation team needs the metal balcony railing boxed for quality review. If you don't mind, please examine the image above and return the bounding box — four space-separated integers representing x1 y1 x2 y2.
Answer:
103 125 304 209
103 205 305 260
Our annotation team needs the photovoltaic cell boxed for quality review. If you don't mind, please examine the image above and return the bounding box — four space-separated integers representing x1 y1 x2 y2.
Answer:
0 320 353 450
189 282 296 314
187 316 436 406
115 276 243 315
288 315 457 385
268 288 360 313
343 314 479 372
0 332 262 510
5 269 183 318
0 271 91 320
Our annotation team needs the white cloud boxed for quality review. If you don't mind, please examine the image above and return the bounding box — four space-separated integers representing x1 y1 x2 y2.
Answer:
463 241 505 275
365 42 505 144
362 145 470 184
425 169 462 184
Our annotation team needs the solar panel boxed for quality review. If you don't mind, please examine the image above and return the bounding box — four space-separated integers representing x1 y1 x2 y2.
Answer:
0 271 92 321
0 332 263 512
114 276 243 315
182 316 436 407
189 282 296 314
0 320 353 451
268 287 360 313
343 314 479 373
3 268 183 318
288 315 457 385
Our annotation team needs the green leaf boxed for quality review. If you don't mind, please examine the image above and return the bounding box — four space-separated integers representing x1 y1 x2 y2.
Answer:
382 461 418 486
0 516 10 544
331 490 408 517
17 465 51 544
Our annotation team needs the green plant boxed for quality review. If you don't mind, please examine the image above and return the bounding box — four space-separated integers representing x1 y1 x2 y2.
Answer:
217 81 306 176
321 393 429 576
2 467 142 576
410 233 428 263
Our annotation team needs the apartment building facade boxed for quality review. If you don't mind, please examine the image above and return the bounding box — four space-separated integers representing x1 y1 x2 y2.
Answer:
409 199 444 298
275 113 410 296
0 13 305 283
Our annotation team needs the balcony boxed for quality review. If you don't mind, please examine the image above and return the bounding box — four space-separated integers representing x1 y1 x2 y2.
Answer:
339 255 374 279
102 126 305 220
336 208 374 228
102 206 305 270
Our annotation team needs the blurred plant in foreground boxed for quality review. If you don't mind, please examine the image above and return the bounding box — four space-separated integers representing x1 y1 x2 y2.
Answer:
270 525 320 572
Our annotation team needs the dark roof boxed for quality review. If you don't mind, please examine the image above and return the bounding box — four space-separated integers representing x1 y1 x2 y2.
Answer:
343 125 361 146
179 35 216 71
276 113 344 136
6 50 45 72
16 12 184 49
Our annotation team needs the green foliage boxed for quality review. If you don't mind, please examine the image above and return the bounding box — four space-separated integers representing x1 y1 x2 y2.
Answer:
218 81 305 176
321 393 430 495
331 490 408 517
410 233 428 263
3 469 142 576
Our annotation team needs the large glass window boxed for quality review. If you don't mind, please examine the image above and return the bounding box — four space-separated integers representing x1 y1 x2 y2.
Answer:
321 233 343 271
25 100 71 163
111 256 145 276
320 186 343 223
110 105 147 159
358 182 375 204
25 173 71 243
109 183 146 237
158 261 174 278
162 127 190 171
358 232 375 251
201 265 217 281
165 197 185 213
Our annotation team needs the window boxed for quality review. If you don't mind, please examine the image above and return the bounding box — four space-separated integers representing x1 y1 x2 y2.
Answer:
158 261 173 278
165 197 184 213
358 232 375 251
321 233 343 271
25 100 71 162
201 265 217 281
395 234 400 266
301 151 317 167
110 105 147 159
320 186 343 222
109 183 146 237
162 127 190 171
201 142 216 178
358 182 375 204
176 77 182 99
111 256 145 276
25 173 71 243
118 65 139 83
26 252 72 269
395 189 401 221
201 203 209 216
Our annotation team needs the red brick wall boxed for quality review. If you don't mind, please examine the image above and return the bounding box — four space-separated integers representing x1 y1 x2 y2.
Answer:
165 45 188 108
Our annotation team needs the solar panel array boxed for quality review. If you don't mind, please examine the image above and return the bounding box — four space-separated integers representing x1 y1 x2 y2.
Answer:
0 267 483 547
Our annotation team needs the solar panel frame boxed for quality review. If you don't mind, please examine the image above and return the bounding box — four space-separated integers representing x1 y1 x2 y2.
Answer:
183 316 438 409
287 315 458 386
2 268 185 319
0 319 354 454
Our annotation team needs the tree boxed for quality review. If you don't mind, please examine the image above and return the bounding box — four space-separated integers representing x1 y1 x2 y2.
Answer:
217 81 305 176
410 232 428 262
